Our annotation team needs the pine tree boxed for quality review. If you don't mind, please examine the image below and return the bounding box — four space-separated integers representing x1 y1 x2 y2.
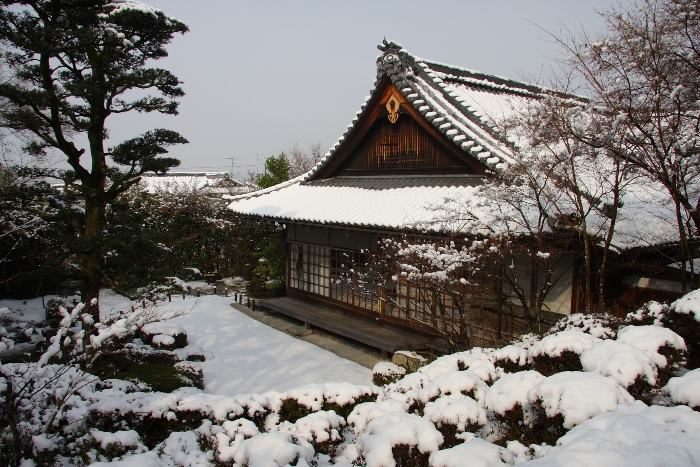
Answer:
0 1 189 320
257 152 290 189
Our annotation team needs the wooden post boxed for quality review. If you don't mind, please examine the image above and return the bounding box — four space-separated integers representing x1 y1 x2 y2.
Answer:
234 291 238 301
225 288 229 297
197 288 201 298
142 299 146 309
168 294 172 302
247 297 250 308
183 292 186 300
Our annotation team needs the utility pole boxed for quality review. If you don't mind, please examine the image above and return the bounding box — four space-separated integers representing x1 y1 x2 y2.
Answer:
254 153 264 177
225 157 237 178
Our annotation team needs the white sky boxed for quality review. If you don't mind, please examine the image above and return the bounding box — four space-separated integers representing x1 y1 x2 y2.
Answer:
88 1 611 179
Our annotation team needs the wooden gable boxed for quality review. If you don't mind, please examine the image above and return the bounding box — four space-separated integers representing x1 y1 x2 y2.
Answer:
309 79 488 179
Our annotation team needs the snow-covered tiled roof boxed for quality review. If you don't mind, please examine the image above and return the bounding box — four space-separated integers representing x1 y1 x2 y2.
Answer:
140 172 245 194
227 175 485 230
228 41 550 230
301 40 547 181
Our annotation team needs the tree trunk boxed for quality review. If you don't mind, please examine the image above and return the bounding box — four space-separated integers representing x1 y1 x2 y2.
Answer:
79 195 106 322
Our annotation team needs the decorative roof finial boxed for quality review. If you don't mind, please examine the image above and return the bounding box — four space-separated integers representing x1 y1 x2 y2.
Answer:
377 38 402 53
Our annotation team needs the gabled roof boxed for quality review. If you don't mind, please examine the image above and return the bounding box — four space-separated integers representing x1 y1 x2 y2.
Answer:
305 39 545 180
227 40 547 230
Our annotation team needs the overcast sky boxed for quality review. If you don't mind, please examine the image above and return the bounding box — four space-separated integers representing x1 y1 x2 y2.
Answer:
100 0 613 179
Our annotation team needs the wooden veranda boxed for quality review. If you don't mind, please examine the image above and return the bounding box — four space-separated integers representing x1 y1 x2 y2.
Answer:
258 296 439 357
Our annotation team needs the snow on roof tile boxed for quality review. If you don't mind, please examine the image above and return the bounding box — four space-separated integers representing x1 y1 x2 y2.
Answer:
228 176 485 231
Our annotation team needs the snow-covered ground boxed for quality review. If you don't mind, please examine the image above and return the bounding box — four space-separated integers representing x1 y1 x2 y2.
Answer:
0 290 372 395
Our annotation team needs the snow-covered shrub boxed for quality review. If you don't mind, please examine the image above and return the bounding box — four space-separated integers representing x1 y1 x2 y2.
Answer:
347 400 409 435
278 410 345 454
0 363 97 466
664 368 700 410
429 438 512 467
173 361 204 389
44 298 69 322
234 431 314 467
140 321 188 349
492 345 529 373
75 429 147 464
279 383 378 422
616 325 687 386
666 292 700 369
423 395 486 448
483 370 545 445
373 361 406 386
417 370 489 404
545 312 621 339
580 340 658 399
625 300 668 326
526 371 634 444
355 412 443 467
527 402 700 467
529 331 601 375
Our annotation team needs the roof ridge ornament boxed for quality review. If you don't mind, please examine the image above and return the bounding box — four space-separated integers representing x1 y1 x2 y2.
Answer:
377 38 402 52
386 94 400 124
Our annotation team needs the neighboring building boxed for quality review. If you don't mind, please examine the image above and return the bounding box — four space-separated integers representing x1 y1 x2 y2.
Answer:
227 40 685 353
140 172 253 198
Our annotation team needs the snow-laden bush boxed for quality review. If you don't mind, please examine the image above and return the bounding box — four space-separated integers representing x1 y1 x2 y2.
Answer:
525 402 700 467
417 370 489 404
664 368 700 409
279 383 379 422
356 412 443 467
616 325 687 386
527 371 634 430
372 361 406 386
234 432 315 467
423 395 486 448
278 410 345 454
580 340 658 399
429 438 513 467
545 313 621 339
529 331 601 375
492 345 529 373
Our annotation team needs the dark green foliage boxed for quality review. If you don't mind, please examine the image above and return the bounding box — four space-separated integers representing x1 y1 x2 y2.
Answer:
115 363 191 393
531 351 583 376
257 153 291 189
0 167 75 299
525 403 568 446
490 402 568 447
625 376 655 403
278 398 311 423
662 310 700 369
140 331 188 350
253 234 287 284
656 344 688 387
323 394 377 418
372 372 402 387
493 357 527 373
391 444 432 467
103 188 275 294
435 422 480 449
246 277 267 297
